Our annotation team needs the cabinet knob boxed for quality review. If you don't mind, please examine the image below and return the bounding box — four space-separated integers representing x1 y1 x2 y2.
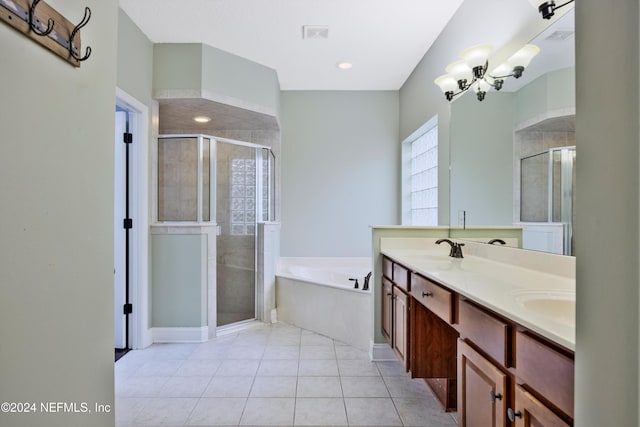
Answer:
386 293 392 296
507 408 522 422
422 291 433 297
489 390 503 402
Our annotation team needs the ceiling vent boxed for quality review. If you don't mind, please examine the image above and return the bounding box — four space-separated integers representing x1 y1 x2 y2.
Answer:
545 30 574 41
303 25 329 40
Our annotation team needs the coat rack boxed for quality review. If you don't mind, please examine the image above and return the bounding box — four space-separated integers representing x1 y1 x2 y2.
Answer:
0 0 91 67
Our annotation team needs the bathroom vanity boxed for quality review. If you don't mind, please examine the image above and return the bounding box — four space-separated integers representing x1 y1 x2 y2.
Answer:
380 239 575 426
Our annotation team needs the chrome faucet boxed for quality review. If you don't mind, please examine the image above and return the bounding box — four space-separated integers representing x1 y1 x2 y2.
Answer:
436 238 465 258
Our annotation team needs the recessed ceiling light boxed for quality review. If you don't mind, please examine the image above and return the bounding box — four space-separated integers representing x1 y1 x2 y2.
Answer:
337 62 353 70
193 116 211 123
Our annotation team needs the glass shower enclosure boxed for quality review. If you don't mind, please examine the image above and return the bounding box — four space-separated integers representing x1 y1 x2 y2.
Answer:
157 135 275 328
520 146 576 255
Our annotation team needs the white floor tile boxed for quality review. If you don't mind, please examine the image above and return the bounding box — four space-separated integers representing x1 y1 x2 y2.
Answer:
175 359 222 376
132 397 198 425
135 359 184 377
300 345 336 360
341 376 390 397
337 359 381 377
298 359 339 376
115 376 169 397
240 397 295 425
249 376 297 397
157 375 212 397
375 360 407 377
382 376 434 398
301 332 335 347
296 376 343 398
202 376 254 398
393 397 458 426
294 397 348 426
216 359 260 376
262 345 300 360
344 397 403 426
186 397 246 425
257 359 299 376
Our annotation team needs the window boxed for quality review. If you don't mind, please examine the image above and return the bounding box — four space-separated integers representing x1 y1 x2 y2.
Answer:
403 119 438 225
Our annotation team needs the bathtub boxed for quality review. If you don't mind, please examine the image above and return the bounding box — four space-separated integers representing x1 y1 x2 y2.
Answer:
276 257 372 350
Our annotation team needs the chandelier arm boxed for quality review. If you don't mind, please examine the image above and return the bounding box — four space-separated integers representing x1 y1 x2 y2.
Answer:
488 73 514 80
553 0 574 13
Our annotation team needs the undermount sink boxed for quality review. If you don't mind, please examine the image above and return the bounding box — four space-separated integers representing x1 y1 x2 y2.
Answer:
512 290 575 327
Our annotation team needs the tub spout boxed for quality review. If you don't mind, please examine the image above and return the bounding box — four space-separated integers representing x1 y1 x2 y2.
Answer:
349 278 359 289
362 272 372 291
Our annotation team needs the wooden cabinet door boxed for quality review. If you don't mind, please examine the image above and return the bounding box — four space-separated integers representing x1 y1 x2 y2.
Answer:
393 286 409 369
381 276 393 345
458 339 508 427
511 385 570 427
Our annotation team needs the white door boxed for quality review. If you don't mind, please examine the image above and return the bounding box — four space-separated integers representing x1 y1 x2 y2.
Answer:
114 111 127 348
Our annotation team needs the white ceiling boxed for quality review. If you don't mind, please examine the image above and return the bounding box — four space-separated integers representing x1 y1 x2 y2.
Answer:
118 0 464 90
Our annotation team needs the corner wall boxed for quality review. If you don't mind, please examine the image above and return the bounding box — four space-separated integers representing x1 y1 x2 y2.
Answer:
280 91 399 256
574 0 639 425
0 1 119 426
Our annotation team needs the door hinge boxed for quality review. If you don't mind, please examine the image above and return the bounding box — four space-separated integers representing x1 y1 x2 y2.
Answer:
123 303 133 315
123 132 133 144
123 218 133 229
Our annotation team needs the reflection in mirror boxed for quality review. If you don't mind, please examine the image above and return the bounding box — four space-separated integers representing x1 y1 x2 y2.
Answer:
449 9 575 255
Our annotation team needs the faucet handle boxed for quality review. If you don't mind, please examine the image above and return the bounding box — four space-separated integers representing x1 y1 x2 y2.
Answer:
349 278 359 289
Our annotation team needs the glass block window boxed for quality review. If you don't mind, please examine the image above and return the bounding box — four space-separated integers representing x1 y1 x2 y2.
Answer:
410 125 438 225
230 158 256 235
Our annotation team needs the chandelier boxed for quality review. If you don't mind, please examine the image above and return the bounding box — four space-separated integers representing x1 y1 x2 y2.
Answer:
434 44 540 102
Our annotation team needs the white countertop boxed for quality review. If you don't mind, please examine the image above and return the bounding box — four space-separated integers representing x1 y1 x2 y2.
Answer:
381 244 575 351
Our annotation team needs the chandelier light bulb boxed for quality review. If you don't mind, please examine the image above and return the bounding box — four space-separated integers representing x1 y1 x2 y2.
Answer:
508 44 540 69
445 60 473 88
434 74 458 94
460 44 493 77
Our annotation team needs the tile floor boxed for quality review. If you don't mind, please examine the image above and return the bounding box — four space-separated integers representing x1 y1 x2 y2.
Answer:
115 322 458 426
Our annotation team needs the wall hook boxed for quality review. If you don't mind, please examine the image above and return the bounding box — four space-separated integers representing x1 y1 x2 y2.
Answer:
29 0 54 36
68 6 91 62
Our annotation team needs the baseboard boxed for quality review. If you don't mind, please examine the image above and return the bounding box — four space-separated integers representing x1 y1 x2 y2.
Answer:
152 326 208 343
370 342 397 361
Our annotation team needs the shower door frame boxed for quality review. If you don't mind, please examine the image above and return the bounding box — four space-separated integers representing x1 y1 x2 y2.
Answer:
214 136 275 328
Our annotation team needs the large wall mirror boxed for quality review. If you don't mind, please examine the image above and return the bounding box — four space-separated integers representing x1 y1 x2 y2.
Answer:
449 9 575 255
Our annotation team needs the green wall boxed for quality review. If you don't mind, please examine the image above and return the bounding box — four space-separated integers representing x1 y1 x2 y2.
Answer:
281 91 399 256
153 43 280 118
449 92 515 226
152 234 207 327
514 67 575 125
117 8 154 107
0 1 118 426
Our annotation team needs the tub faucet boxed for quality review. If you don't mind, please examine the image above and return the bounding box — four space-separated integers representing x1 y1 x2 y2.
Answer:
488 238 506 245
362 272 372 291
349 278 359 289
436 238 465 258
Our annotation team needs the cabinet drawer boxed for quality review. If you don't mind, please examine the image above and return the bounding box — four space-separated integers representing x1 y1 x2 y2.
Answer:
382 256 393 280
458 299 510 366
516 331 574 419
393 262 410 291
410 273 453 323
